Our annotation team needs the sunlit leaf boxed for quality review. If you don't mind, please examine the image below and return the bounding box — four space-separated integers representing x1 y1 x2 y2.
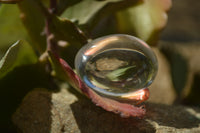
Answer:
0 40 37 79
61 0 121 25
116 0 172 45
61 0 140 32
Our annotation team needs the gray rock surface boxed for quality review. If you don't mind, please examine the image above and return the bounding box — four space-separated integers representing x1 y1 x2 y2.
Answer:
12 87 200 133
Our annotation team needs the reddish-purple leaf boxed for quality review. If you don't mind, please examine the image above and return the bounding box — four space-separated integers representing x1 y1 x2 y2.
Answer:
59 58 146 118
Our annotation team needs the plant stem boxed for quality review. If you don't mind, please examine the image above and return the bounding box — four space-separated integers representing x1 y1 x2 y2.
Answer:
33 0 58 54
49 0 57 13
33 0 51 19
45 19 58 56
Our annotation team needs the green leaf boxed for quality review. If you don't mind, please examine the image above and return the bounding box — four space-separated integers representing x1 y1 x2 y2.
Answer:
61 0 120 25
18 0 46 53
48 15 86 66
61 0 140 32
0 4 28 55
56 0 82 15
49 15 88 48
116 0 172 45
48 51 67 81
0 40 37 79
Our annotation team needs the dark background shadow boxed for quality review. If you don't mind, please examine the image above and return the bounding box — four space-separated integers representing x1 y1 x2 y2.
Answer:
70 95 200 133
70 96 155 133
0 64 53 133
11 88 53 133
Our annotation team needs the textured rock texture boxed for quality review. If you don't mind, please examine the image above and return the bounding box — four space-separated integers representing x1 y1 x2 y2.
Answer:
12 87 200 133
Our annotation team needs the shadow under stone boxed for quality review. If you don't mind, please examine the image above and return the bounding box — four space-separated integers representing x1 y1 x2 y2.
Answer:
71 95 200 133
145 103 200 129
70 97 155 133
0 64 53 133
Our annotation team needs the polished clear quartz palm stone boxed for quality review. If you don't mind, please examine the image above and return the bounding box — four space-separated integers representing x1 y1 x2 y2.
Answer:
75 34 158 98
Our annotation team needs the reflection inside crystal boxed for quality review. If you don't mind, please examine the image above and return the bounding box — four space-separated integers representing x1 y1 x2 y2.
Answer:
75 34 158 97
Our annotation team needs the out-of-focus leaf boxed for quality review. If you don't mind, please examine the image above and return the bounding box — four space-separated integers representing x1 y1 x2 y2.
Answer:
18 0 46 53
61 0 140 32
0 40 37 79
0 4 28 54
56 0 82 15
0 0 22 4
61 0 121 25
116 0 172 45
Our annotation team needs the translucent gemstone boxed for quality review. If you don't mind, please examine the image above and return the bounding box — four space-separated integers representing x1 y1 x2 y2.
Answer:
75 34 158 97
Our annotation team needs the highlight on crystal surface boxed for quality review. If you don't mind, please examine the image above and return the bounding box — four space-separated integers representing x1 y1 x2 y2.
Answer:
75 34 158 100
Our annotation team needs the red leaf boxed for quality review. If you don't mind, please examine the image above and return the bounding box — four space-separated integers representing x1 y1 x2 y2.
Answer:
59 58 146 118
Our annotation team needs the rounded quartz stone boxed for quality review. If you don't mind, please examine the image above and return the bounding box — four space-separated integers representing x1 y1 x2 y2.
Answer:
75 34 158 98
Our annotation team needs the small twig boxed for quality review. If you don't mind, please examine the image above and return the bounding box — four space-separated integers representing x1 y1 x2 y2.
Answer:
37 0 59 59
40 0 58 55
45 19 51 51
35 0 59 77
46 0 58 54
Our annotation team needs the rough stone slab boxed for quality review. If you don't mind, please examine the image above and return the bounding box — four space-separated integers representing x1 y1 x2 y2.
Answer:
12 87 200 133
